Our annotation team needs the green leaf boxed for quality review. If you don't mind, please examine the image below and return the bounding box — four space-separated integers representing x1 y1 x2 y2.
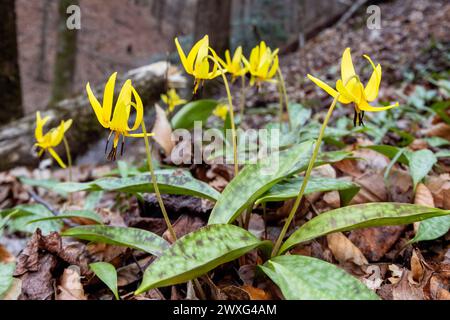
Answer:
84 191 104 211
55 170 220 201
208 141 314 225
363 145 408 165
135 224 270 294
256 176 359 206
288 103 311 129
19 177 67 196
171 99 219 129
259 255 379 300
281 203 450 254
62 225 169 257
435 150 450 158
208 141 352 225
404 149 437 190
0 263 15 298
1 204 62 234
28 210 103 225
90 262 119 300
411 216 450 242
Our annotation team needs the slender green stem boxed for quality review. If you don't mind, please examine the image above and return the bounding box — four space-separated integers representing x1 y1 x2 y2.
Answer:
62 136 72 182
271 95 339 257
277 77 284 125
239 74 247 124
277 68 290 130
208 55 239 176
141 121 176 241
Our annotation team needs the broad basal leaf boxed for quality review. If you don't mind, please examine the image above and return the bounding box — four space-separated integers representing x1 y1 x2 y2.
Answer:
0 263 15 298
55 170 220 201
363 145 408 165
90 262 119 300
19 177 67 196
1 204 62 235
62 225 169 257
411 216 450 243
135 224 270 294
28 210 103 225
259 255 379 300
256 177 359 206
171 99 219 130
281 203 450 254
208 141 314 225
404 149 437 190
208 140 352 225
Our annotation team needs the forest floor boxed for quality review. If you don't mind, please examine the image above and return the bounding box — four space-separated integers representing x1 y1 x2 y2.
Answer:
1 0 449 300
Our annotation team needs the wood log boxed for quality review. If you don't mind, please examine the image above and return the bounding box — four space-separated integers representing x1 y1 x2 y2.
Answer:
0 61 185 171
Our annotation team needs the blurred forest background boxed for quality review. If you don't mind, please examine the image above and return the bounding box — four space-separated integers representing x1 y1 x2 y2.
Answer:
3 0 349 116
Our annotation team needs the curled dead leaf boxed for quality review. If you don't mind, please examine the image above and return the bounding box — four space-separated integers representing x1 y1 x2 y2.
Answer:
327 232 368 266
152 103 175 156
56 265 87 300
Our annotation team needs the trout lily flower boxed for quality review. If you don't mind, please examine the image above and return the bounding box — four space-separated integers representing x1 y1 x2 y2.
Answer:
242 41 279 86
175 35 222 93
86 72 154 161
307 48 399 126
34 111 72 168
217 46 248 81
213 103 229 121
161 88 187 113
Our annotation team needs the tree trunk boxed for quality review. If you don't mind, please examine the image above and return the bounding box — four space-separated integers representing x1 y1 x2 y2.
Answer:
194 0 232 55
0 0 23 124
50 0 78 104
0 62 184 171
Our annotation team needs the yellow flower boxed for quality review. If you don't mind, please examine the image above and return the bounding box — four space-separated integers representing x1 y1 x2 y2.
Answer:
161 88 187 113
307 48 399 126
213 104 229 121
217 46 247 81
242 41 279 86
34 111 72 168
86 72 154 160
174 35 223 93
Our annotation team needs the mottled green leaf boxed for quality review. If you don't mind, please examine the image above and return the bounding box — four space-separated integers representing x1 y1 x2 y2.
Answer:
259 255 379 300
19 177 67 196
171 99 219 129
363 145 408 164
404 149 437 190
411 216 450 242
0 263 15 298
62 225 169 257
208 141 314 225
84 191 104 211
1 204 62 235
90 262 119 300
135 224 270 294
435 150 450 158
281 203 450 254
256 176 359 206
55 170 220 201
28 210 103 225
288 103 311 129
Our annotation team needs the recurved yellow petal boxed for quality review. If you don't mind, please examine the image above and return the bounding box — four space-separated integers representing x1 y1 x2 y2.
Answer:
102 72 117 125
358 100 399 112
129 87 143 131
48 147 66 168
363 55 382 102
86 82 108 128
341 48 356 85
307 74 339 98
175 37 191 73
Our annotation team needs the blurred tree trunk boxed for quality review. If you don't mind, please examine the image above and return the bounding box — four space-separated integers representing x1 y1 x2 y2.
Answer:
151 0 166 32
0 0 23 124
36 0 52 82
50 0 78 104
194 0 232 55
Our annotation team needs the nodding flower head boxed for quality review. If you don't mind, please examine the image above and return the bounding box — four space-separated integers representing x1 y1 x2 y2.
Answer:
86 72 154 160
307 48 399 126
242 41 279 86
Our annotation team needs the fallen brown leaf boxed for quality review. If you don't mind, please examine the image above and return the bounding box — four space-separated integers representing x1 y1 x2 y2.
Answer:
152 103 175 156
327 232 368 266
56 265 87 300
242 285 271 300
